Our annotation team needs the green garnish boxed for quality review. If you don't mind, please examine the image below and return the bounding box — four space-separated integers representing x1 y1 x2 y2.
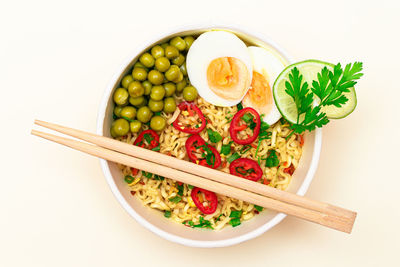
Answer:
154 111 161 116
227 152 240 163
164 210 171 218
254 205 263 212
142 171 153 178
207 129 222 143
265 149 279 167
229 210 242 218
220 141 233 155
229 218 241 227
183 216 214 229
121 116 134 123
284 63 363 135
240 145 251 155
168 196 182 203
236 102 243 110
241 113 253 123
154 174 165 181
199 144 216 167
151 145 160 151
177 184 184 196
143 133 153 144
215 214 224 222
124 175 134 184
187 184 194 190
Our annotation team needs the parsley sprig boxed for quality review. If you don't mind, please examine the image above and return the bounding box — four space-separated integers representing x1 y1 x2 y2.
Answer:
285 62 363 135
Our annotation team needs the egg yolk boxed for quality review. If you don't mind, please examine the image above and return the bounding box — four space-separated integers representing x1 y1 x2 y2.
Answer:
207 57 251 100
245 71 272 113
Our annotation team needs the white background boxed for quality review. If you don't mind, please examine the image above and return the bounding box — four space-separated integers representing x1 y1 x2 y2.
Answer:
1 0 400 266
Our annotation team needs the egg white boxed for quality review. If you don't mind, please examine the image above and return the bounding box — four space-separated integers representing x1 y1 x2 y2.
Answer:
243 46 286 125
186 31 253 107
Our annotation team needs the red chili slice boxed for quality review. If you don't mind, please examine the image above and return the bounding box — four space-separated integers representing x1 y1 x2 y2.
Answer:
191 187 218 214
172 102 206 134
133 129 160 150
283 164 295 175
229 107 261 145
185 134 221 169
229 158 263 182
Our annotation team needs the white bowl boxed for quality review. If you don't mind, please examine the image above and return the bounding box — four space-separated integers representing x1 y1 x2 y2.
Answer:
96 24 322 248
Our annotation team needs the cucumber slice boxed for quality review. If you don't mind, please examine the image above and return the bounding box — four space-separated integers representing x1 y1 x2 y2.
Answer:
272 59 357 123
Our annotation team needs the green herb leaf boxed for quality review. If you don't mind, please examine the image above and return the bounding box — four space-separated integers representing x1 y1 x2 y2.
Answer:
168 196 182 203
227 152 240 163
154 111 162 116
183 217 214 229
265 149 279 167
164 210 171 218
229 218 241 227
221 144 232 155
207 129 222 143
254 205 263 212
187 184 194 190
177 184 184 196
229 210 242 218
151 145 160 151
154 174 165 181
236 102 243 110
143 133 153 144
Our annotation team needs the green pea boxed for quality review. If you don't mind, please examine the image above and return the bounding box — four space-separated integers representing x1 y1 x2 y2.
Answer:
110 127 117 138
172 54 185 66
163 97 177 113
137 106 153 123
160 43 169 49
129 96 145 107
165 45 179 59
148 99 164 112
183 86 198 102
163 82 176 97
120 106 137 120
180 62 187 76
128 81 144 97
113 105 123 117
132 67 148 81
133 61 148 70
139 52 155 68
130 120 142 133
165 65 180 81
172 71 183 83
150 85 165 101
113 88 129 106
170 36 186 51
121 75 133 89
111 118 130 137
155 57 170 72
148 70 164 85
176 80 187 93
142 81 152 95
150 115 166 131
151 45 164 59
184 36 195 50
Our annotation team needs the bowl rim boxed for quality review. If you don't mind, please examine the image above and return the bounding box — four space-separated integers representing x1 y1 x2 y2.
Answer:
96 23 322 248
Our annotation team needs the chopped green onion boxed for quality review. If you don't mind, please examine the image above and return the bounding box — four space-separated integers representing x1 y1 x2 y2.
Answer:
143 133 153 144
227 152 240 163
241 113 253 123
124 175 134 184
169 196 182 203
164 210 171 218
151 145 160 151
142 171 153 178
236 102 243 110
187 184 194 190
220 143 232 155
154 174 165 180
121 116 134 123
240 145 251 155
154 111 161 116
177 184 184 196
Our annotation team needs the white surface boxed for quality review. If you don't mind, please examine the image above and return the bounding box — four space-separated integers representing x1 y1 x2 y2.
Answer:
1 0 400 266
96 24 322 247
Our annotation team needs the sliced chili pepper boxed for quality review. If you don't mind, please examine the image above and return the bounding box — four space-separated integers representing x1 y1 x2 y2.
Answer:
130 167 139 176
172 102 206 134
283 164 295 175
191 187 218 214
133 129 160 150
298 134 304 147
229 158 263 182
185 134 221 169
229 107 261 145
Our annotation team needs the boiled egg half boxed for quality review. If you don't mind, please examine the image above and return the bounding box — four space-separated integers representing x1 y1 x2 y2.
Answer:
242 46 286 125
186 31 253 106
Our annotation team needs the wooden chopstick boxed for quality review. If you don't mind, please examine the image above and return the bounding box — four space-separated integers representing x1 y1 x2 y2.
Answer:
31 128 355 233
34 119 356 221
